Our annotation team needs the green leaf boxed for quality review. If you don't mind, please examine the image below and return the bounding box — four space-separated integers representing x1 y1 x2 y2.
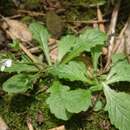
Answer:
63 89 92 113
3 74 35 93
47 81 71 120
94 100 103 112
10 40 20 50
58 35 77 62
111 53 127 65
47 81 92 120
106 56 130 84
29 22 51 65
48 61 90 82
91 45 102 71
4 63 38 73
89 84 103 92
62 28 106 64
103 84 130 130
79 28 106 51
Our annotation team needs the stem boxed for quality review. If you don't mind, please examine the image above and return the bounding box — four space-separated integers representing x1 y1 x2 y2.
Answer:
86 79 94 85
19 43 44 70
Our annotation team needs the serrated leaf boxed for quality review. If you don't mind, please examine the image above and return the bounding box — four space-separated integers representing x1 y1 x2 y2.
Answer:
48 61 88 82
103 84 130 130
58 35 77 62
29 22 51 65
112 53 127 65
3 74 35 93
79 28 106 51
47 81 92 120
106 55 130 84
47 81 71 120
4 63 38 73
63 89 91 113
62 28 106 64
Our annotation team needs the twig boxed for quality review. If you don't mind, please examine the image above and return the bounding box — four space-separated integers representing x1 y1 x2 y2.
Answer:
48 125 65 130
8 14 22 19
113 21 128 53
66 20 107 24
105 0 121 70
67 25 79 34
19 43 39 64
19 43 43 70
29 47 41 53
27 118 34 130
29 44 57 53
97 6 105 32
17 9 45 17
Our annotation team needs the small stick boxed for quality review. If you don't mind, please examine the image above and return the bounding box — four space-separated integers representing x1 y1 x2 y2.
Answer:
19 43 43 70
19 43 39 64
113 21 128 53
66 20 107 24
8 14 22 19
18 9 45 16
29 44 57 53
27 118 34 130
105 0 121 70
97 6 105 32
48 125 65 130
29 47 40 53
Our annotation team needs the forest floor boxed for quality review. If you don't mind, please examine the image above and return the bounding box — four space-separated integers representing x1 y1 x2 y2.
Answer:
0 0 130 130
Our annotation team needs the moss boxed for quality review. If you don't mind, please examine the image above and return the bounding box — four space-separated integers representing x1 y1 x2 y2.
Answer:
28 93 63 130
0 93 62 130
0 96 28 130
0 92 117 130
65 111 117 130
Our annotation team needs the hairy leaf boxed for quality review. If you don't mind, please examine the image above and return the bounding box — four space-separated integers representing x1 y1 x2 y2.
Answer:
111 53 127 65
47 81 91 120
106 57 130 84
58 35 77 62
48 61 88 82
62 28 106 64
103 84 130 130
4 63 38 73
29 22 51 65
3 74 35 93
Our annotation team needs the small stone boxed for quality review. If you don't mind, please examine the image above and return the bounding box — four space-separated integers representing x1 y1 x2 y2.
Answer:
36 111 44 125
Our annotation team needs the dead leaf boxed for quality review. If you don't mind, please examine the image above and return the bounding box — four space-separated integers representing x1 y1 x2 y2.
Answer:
49 38 58 63
48 125 65 130
50 46 58 63
2 18 32 42
0 117 9 130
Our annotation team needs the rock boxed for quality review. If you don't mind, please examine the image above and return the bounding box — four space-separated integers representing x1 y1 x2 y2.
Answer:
46 11 64 38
